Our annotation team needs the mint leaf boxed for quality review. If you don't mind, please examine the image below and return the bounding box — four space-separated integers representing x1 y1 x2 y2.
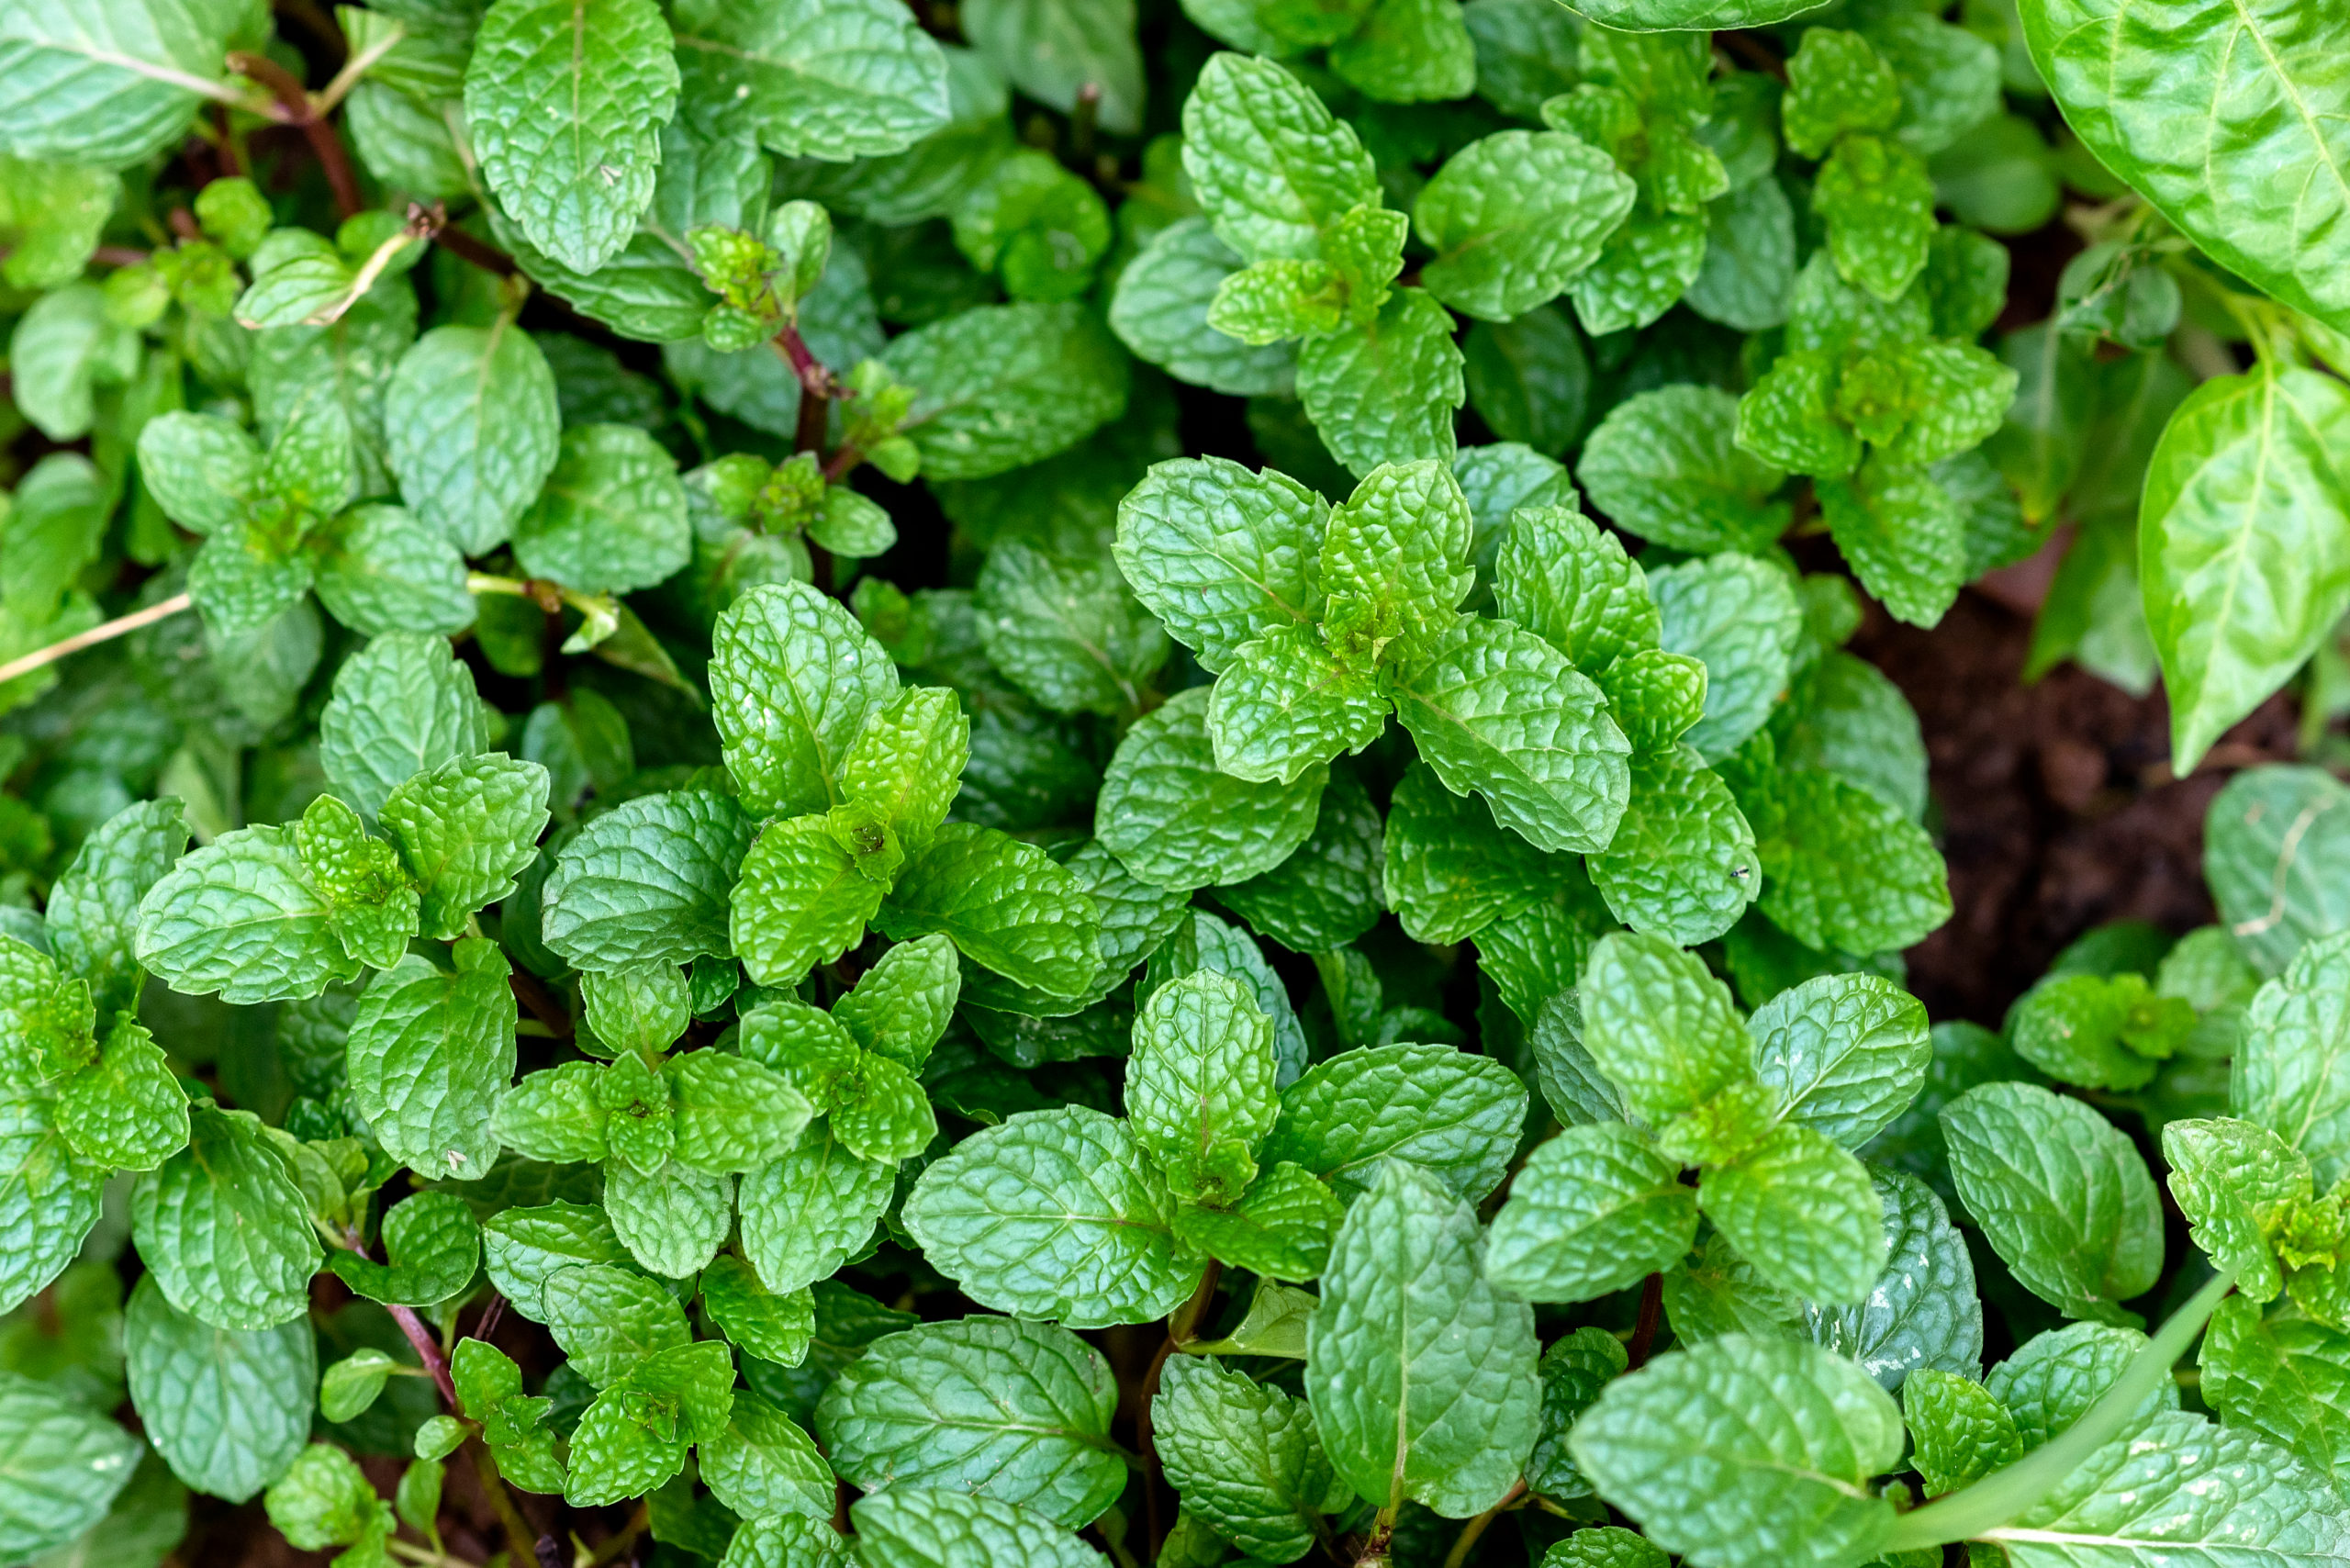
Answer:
543 790 755 970
1180 52 1378 264
1113 455 1327 673
902 1105 1203 1328
1487 1122 1699 1303
1260 1042 1525 1203
385 322 561 556
1126 970 1279 1206
818 1316 1124 1527
670 0 949 161
347 939 515 1182
1305 1159 1539 1518
131 1103 321 1331
1099 688 1328 891
1154 1356 1350 1561
1415 130 1636 321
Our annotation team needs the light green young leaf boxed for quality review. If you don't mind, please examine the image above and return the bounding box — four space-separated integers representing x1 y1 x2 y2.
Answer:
536 1262 690 1385
833 934 960 1070
1305 1160 1539 1519
480 1203 635 1320
1702 1122 1887 1307
1587 747 1758 947
1746 972 1931 1150
818 1316 1124 1528
326 1191 480 1306
902 1105 1202 1328
0 1097 104 1317
874 823 1100 998
1650 553 1803 763
714 580 901 818
2236 929 2350 1184
603 1160 733 1276
700 1385 834 1521
738 1126 896 1294
1578 932 1748 1126
700 1255 815 1368
1207 624 1385 786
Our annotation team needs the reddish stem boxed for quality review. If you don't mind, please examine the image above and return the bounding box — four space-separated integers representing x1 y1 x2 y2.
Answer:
774 322 834 457
387 1303 459 1407
1628 1272 1665 1370
228 51 363 218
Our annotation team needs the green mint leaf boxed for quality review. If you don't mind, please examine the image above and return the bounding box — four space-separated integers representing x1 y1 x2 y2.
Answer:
347 940 516 1182
1782 29 1902 159
737 1125 896 1294
700 1254 815 1368
1902 1366 2022 1495
1748 972 1932 1148
902 1105 1202 1328
1814 133 1939 302
1127 970 1280 1206
974 541 1165 715
669 1049 815 1173
1154 1356 1350 1561
0 1095 103 1317
2199 1293 2350 1490
1700 1121 1886 1305
881 302 1130 480
1305 1159 1539 1518
1382 756 1580 945
378 753 550 941
56 1017 188 1172
565 1339 733 1506
833 934 960 1070
1168 1161 1347 1281
1205 622 1385 785
130 1103 321 1331
1109 219 1303 398
849 1486 1105 1568
534 1261 690 1386
1650 552 1803 764
1416 130 1636 322
1942 1081 2164 1325
1260 1041 1526 1204
384 322 562 556
318 633 496 823
131 825 359 1004
1180 52 1379 263
0 1370 135 1560
1570 1336 1902 1568
1522 1326 1628 1502
1587 747 1759 946
713 581 901 819
2206 769 2350 978
699 1385 834 1521
542 790 755 969
1487 1121 1699 1303
1734 750 1953 956
581 962 689 1058
2161 1116 2307 1303
1295 288 1464 477
872 822 1100 998
603 1159 733 1276
1735 350 1863 480
462 0 680 274
730 814 881 988
1576 386 1791 555
1494 502 1660 674
481 1202 635 1321
1565 211 1708 337
1578 932 1747 1125
1142 909 1313 1087
1684 177 1799 333
511 423 692 596
1098 687 1328 890
313 503 476 638
124 1273 312 1506
669 0 949 162
1798 1167 1982 1386
818 1316 1124 1527
493 1062 611 1166
133 411 259 535
326 1192 479 1306
1113 455 1327 672
1392 617 1629 856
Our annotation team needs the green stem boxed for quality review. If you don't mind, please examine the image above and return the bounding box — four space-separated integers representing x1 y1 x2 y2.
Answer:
1882 1268 2236 1553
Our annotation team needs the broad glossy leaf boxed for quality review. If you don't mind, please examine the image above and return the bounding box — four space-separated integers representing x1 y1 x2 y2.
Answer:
1578 932 1748 1126
1107 220 1299 398
1746 972 1931 1149
1127 970 1279 1205
882 302 1130 481
45 799 187 1022
2140 367 2350 772
379 754 550 941
1295 288 1464 477
901 1105 1202 1328
699 1386 833 1521
1701 1122 1887 1307
0 1096 103 1316
1800 1169 1981 1389
2201 1294 2350 1491
1113 455 1326 673
2017 0 2350 335
1587 747 1758 946
1577 386 1790 556
849 1486 1107 1568
2237 930 2350 1186
317 633 496 822
1305 1161 1539 1518
1650 553 1803 763
0 0 235 169
1179 51 1378 264
818 1316 1124 1527
738 1126 897 1294
1415 130 1636 322
873 823 1101 998
511 423 692 596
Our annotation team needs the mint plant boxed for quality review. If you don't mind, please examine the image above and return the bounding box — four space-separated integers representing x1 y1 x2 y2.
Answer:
3 0 2349 1564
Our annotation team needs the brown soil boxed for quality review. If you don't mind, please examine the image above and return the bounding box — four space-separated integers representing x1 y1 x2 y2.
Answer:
1854 588 2300 1029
